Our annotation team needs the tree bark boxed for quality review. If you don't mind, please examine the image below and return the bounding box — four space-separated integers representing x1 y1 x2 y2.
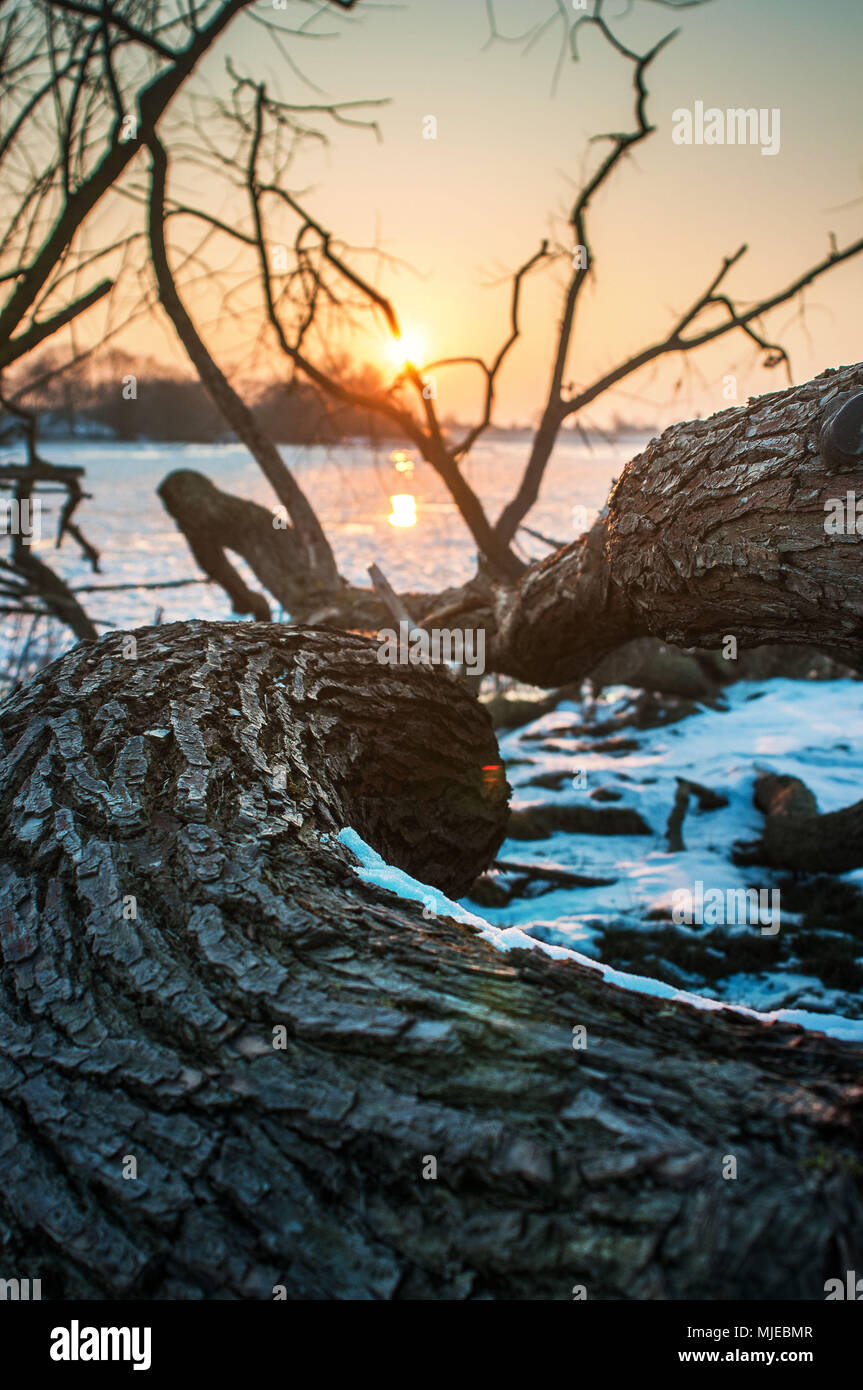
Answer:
495 362 863 685
157 470 318 621
0 621 861 1300
157 468 490 632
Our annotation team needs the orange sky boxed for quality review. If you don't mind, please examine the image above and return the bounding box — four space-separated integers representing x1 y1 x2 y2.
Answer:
93 0 863 431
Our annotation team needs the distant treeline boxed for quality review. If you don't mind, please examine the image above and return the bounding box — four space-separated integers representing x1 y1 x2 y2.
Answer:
2 349 658 446
3 349 409 445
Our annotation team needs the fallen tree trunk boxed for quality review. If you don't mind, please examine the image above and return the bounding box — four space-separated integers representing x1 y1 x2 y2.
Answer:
157 470 326 622
158 363 863 691
0 621 861 1300
156 470 453 631
496 363 863 684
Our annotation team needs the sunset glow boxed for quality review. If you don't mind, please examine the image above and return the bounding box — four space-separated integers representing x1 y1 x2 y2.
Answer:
388 493 417 527
388 331 423 370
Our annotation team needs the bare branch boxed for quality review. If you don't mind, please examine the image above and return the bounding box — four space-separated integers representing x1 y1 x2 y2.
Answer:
145 131 341 587
559 231 863 421
1 276 112 367
453 240 551 459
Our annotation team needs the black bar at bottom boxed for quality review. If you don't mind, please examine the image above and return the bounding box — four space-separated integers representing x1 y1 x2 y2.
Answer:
0 1297 858 1377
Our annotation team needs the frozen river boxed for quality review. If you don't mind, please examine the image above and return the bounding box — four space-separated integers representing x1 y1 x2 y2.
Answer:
31 432 644 637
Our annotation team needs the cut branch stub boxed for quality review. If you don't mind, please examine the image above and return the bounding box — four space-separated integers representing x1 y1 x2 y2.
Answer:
820 390 863 470
734 770 863 873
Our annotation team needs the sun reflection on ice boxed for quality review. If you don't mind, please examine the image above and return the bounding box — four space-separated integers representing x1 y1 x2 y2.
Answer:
391 450 414 476
388 493 416 528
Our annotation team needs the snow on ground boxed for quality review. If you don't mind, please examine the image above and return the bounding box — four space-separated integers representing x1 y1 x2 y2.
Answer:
337 824 863 1044
472 677 863 1021
341 676 863 1033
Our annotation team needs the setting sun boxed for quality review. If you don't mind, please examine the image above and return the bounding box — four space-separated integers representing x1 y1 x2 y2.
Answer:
388 331 423 370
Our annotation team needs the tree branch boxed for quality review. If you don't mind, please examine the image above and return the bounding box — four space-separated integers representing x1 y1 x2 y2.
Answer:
1 276 112 367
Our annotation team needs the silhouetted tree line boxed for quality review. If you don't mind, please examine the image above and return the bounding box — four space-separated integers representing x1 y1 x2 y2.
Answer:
4 349 406 445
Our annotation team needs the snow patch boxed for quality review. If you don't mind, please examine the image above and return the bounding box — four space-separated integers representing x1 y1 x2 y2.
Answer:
336 827 863 1043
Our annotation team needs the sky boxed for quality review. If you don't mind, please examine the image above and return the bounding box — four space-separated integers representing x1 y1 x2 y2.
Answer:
119 0 863 429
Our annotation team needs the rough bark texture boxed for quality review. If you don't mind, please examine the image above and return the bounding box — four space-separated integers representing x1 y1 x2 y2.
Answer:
495 362 863 685
0 622 861 1301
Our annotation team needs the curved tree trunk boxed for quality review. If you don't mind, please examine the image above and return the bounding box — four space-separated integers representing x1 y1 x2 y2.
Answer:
0 621 860 1300
157 470 320 621
496 362 863 684
157 468 491 632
